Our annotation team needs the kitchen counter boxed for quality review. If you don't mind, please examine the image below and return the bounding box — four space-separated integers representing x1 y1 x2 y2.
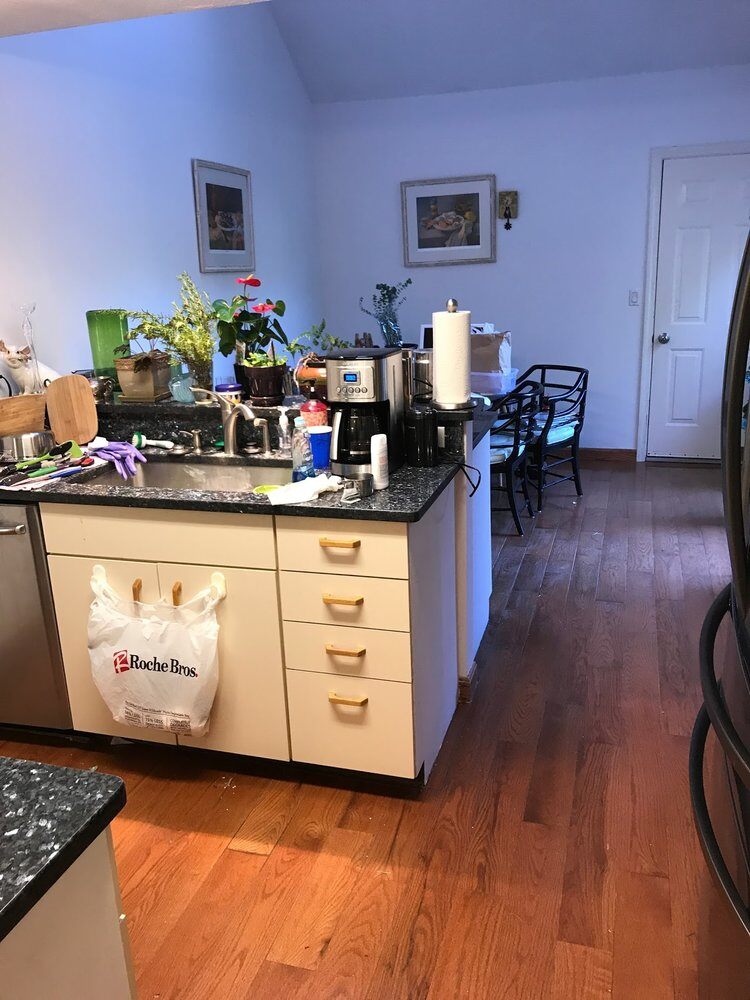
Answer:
0 756 125 941
0 454 464 523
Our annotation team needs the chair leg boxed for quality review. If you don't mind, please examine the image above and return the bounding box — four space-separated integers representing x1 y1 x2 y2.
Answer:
520 458 534 518
572 437 583 496
506 466 524 535
535 451 544 512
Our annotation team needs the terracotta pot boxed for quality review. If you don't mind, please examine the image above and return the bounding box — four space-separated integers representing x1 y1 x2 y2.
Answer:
115 352 171 401
295 361 327 400
235 362 286 406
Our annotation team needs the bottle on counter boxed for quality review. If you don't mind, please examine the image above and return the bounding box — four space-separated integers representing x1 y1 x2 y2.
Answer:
291 416 315 481
370 433 389 490
300 391 328 428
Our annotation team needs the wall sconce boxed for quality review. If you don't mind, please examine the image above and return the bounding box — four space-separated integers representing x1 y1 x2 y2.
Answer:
498 190 518 230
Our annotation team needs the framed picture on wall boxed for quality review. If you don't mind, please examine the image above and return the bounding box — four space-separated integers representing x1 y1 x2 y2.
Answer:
401 174 496 267
192 159 255 273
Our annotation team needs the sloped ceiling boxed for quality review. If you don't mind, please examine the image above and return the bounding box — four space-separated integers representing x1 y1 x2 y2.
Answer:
270 0 750 103
0 0 265 37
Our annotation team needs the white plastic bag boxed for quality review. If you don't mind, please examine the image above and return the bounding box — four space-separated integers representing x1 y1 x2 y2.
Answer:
88 566 224 737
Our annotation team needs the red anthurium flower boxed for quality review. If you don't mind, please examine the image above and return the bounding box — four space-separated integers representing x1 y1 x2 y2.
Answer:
252 302 275 315
236 274 261 287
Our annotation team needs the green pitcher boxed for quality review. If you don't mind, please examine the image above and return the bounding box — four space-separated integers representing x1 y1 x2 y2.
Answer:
86 309 129 382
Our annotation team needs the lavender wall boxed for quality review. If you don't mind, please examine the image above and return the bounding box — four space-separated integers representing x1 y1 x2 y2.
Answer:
0 4 322 382
313 66 750 448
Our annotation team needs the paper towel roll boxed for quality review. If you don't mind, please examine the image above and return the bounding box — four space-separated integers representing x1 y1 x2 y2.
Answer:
432 308 471 408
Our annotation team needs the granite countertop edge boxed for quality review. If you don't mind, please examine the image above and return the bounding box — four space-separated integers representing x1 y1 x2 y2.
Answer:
0 759 126 942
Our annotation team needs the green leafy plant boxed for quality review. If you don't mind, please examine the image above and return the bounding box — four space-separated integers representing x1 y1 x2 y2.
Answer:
213 274 288 364
359 279 412 346
114 273 217 372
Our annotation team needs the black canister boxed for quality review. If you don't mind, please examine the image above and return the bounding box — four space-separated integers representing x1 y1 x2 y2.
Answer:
405 404 439 467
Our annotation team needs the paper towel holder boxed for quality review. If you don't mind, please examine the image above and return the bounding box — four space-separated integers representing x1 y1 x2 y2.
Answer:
446 298 459 313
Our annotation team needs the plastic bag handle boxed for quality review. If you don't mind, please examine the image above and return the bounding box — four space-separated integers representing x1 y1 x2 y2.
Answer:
91 564 227 604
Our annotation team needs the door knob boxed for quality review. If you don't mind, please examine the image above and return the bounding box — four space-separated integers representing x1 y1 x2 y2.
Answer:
657 332 671 344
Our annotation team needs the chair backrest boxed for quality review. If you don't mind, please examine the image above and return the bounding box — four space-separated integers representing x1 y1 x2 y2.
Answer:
489 379 542 464
516 365 588 433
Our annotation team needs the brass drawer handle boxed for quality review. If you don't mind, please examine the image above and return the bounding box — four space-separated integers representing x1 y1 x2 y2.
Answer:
319 537 361 549
325 643 366 658
322 593 364 607
328 691 368 707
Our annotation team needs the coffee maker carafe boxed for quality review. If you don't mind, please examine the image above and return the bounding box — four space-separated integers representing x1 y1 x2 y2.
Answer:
326 348 404 478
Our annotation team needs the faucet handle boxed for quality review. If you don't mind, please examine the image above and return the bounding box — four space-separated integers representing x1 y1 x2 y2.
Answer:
189 386 231 413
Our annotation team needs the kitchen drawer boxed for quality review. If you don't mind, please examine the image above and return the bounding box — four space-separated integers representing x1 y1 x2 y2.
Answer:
40 503 275 569
275 516 408 579
286 669 415 778
283 621 412 682
280 571 410 632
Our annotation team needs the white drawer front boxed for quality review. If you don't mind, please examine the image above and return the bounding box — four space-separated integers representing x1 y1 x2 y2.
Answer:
286 670 415 778
40 503 275 569
283 621 411 682
275 516 408 579
280 571 410 632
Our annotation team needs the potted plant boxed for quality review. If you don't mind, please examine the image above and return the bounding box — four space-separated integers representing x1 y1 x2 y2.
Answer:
292 320 351 397
213 275 289 405
359 279 412 347
114 312 172 401
158 273 217 390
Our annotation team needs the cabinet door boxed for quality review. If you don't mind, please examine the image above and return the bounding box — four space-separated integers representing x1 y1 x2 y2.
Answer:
46 555 176 744
164 565 290 760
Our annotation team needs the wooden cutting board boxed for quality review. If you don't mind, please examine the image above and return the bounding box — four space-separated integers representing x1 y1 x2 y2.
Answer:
45 374 98 444
0 394 47 435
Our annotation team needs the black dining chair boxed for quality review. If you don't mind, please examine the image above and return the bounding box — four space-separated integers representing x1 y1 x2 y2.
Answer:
515 365 589 511
489 380 542 535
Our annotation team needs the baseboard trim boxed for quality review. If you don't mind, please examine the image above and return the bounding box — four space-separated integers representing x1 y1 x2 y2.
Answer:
579 448 637 463
458 659 481 704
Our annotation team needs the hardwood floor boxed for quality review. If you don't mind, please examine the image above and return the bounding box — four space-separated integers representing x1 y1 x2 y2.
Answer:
0 461 729 998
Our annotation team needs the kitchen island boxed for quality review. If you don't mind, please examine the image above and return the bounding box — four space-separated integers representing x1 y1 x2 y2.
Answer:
0 756 133 999
0 407 493 783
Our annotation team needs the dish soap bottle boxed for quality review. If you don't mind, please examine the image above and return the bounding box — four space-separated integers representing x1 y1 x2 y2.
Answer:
291 416 315 481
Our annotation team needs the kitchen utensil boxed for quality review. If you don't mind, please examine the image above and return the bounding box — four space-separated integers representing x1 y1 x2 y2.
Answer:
0 431 55 463
15 440 81 470
405 404 439 467
341 473 374 503
73 370 115 402
0 394 47 436
131 432 174 451
45 374 98 444
27 456 94 478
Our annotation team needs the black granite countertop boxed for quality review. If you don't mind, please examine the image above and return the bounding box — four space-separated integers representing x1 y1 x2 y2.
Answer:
0 454 462 522
0 757 125 941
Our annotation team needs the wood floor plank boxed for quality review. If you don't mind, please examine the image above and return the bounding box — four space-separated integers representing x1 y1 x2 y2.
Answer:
552 941 613 1000
558 741 617 951
612 871 673 1000
524 700 582 829
229 778 300 855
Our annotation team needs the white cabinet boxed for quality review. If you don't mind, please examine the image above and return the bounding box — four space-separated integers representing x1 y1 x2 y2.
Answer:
279 488 458 780
43 508 289 759
170 565 288 760
47 555 175 744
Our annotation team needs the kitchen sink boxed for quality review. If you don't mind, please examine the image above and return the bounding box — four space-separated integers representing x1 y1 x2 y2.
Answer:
91 458 292 492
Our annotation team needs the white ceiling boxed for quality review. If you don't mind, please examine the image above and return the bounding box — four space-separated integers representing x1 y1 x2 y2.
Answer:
270 0 750 103
0 0 264 37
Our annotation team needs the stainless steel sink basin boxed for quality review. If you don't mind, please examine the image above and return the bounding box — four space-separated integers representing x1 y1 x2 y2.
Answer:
92 459 292 492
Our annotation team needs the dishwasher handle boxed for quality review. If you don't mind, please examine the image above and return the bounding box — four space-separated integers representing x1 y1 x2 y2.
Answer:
0 523 26 536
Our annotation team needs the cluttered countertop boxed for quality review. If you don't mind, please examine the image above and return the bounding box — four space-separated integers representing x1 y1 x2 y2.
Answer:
0 396 494 523
0 756 125 941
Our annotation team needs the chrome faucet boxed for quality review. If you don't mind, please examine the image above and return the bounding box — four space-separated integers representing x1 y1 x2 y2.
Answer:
189 387 254 457
224 404 256 457
253 417 272 458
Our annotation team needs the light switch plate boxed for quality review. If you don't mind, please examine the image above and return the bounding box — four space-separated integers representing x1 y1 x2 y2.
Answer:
628 289 639 306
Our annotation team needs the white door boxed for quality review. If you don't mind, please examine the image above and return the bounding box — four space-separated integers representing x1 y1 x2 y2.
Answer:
648 153 750 459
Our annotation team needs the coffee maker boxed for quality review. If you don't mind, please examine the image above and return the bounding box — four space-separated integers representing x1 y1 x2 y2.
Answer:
326 348 404 477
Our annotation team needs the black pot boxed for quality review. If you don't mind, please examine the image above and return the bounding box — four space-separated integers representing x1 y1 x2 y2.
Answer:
235 362 286 406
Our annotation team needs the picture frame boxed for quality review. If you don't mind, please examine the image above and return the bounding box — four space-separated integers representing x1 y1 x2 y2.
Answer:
192 159 255 273
401 174 496 267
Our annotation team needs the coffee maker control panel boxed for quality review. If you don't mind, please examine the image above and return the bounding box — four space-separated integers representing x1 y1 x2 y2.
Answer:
330 365 377 401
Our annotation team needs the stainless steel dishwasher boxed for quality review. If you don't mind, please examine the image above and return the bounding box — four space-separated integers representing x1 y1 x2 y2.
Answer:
0 504 72 729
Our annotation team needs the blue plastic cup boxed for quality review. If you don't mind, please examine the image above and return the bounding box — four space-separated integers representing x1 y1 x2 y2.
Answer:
308 425 332 473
